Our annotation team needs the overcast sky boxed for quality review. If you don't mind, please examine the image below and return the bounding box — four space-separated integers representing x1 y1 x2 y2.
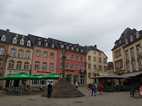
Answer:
0 0 142 61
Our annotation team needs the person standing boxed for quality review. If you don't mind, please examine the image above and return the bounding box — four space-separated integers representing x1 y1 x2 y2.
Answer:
47 82 53 98
91 84 97 96
75 81 79 88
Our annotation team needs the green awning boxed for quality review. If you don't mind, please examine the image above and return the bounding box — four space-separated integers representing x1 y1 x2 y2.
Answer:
0 73 62 80
2 73 31 80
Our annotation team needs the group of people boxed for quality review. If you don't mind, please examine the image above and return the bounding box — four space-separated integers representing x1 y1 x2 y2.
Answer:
88 82 104 96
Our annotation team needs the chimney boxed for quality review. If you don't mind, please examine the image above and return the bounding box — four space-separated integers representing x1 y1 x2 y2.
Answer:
6 29 10 32
94 45 97 48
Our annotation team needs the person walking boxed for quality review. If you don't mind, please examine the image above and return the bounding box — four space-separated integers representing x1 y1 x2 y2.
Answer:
47 82 53 98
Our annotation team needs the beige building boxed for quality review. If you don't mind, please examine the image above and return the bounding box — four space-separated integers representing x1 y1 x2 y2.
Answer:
112 28 142 74
85 46 108 84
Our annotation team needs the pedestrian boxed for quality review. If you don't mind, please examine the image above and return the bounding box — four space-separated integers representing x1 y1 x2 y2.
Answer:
139 83 142 96
47 82 53 98
91 83 97 96
88 84 92 96
98 82 104 95
75 81 79 88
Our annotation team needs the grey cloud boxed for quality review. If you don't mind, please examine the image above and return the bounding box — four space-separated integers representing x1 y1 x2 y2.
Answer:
0 0 142 60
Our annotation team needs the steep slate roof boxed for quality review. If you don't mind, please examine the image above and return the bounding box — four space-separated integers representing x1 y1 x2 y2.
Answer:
0 29 33 48
112 27 142 50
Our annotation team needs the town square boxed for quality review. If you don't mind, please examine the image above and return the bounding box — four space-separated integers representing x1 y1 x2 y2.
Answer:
0 0 142 106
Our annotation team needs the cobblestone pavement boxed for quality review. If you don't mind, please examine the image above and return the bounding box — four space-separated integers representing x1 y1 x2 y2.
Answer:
0 87 142 106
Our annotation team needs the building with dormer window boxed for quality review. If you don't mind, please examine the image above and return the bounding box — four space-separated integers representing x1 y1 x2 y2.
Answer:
112 28 142 74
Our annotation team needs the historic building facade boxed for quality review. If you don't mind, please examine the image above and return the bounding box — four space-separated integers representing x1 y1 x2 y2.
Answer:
28 35 57 74
85 46 108 84
48 38 86 85
112 28 142 74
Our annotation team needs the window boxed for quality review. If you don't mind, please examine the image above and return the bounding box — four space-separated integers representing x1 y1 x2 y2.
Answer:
130 35 133 42
136 32 140 39
24 62 30 70
36 50 41 57
88 56 91 61
25 50 31 59
99 65 102 70
99 52 101 56
88 72 91 78
43 51 48 57
8 60 14 69
76 55 79 60
104 58 107 64
27 40 31 47
11 48 17 57
93 65 96 70
35 61 40 70
99 57 102 63
16 61 22 70
71 47 74 50
18 49 24 58
76 48 79 52
50 52 55 58
1 35 6 42
125 39 128 44
12 37 17 44
20 38 24 45
45 42 48 47
0 48 5 55
88 63 91 69
49 63 54 71
38 40 41 46
42 62 48 70
93 56 96 62
51 44 55 48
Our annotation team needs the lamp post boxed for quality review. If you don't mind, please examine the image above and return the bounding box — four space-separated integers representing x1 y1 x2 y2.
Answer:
61 45 66 78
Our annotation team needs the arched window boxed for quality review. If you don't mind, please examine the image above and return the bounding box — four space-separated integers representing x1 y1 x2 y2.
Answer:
8 60 15 69
24 62 30 70
1 35 6 42
11 48 17 57
20 37 24 45
27 40 31 47
12 37 17 44
16 61 22 70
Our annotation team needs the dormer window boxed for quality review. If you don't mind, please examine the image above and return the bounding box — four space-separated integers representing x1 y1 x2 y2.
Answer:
81 49 83 53
136 32 140 39
1 35 6 42
125 39 128 44
60 45 64 49
71 47 74 50
130 35 133 42
12 37 17 44
76 48 79 52
66 46 69 50
38 41 41 46
45 42 48 47
52 44 55 48
27 40 31 47
20 37 24 45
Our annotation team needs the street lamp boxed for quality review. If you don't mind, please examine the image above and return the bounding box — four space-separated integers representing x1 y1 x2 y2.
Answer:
61 45 66 78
